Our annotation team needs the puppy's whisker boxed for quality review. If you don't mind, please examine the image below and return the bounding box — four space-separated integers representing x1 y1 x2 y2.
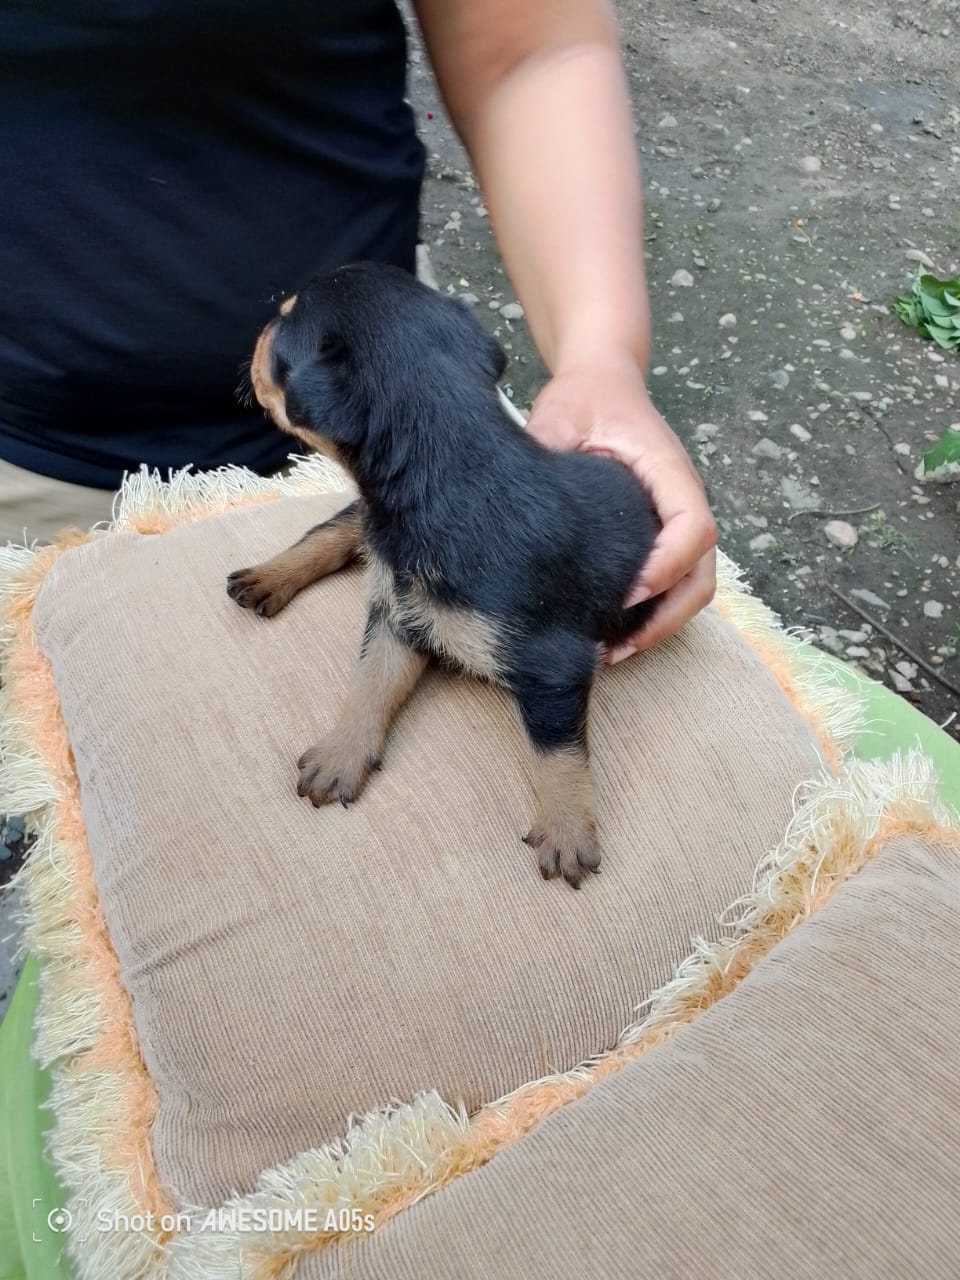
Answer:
235 359 254 409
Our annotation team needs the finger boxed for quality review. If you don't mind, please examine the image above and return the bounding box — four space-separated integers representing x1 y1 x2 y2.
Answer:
606 551 717 661
627 507 717 604
525 409 582 452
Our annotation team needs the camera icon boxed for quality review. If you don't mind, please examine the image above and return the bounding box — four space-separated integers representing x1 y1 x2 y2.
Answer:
46 1207 73 1234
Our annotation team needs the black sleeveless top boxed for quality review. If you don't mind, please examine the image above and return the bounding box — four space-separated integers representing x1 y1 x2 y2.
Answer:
0 1 425 487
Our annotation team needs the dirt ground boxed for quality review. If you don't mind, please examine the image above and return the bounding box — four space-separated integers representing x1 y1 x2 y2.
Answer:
408 0 960 737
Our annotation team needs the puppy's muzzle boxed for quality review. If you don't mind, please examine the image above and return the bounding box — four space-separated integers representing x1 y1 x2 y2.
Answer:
250 318 291 431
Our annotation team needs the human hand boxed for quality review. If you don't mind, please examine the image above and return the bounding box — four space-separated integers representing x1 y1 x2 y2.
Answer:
525 356 717 661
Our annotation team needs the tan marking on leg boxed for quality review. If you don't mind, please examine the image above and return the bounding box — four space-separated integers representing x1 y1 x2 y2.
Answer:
278 293 298 316
368 555 502 680
365 553 397 612
523 747 600 888
226 506 362 617
297 617 427 807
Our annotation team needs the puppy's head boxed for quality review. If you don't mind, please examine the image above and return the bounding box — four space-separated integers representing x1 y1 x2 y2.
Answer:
249 263 508 466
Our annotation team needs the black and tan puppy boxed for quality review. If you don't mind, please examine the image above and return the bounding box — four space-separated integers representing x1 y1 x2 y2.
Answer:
228 263 659 887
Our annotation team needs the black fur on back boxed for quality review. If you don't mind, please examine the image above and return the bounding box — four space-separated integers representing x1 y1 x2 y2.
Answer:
273 262 661 657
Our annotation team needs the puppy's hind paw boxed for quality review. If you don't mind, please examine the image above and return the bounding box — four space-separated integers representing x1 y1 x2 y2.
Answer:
523 813 601 889
226 565 296 618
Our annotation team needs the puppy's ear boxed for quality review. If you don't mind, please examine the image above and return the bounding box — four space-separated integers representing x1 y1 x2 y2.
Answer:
452 300 508 384
284 359 363 448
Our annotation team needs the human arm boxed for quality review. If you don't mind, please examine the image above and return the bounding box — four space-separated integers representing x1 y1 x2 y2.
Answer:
412 0 717 654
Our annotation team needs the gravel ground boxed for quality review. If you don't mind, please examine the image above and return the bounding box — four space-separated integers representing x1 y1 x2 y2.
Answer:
409 0 960 735
1 0 957 1018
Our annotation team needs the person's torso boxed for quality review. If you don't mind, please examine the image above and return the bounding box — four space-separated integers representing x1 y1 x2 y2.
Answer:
0 0 425 486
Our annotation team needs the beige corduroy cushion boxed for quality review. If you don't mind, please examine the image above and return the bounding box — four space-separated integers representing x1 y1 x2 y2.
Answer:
306 833 960 1280
32 490 823 1209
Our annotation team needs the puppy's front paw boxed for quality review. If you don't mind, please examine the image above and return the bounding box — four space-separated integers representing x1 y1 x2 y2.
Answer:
297 734 382 808
226 565 296 618
523 810 601 889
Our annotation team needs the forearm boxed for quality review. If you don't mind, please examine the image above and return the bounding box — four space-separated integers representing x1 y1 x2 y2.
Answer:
465 44 651 376
414 1 652 377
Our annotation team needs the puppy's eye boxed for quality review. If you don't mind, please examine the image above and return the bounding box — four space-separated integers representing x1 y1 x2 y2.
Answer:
318 333 346 361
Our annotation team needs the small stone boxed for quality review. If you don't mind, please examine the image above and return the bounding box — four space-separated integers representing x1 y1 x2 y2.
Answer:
850 588 891 611
752 437 783 460
769 369 790 389
846 645 870 659
668 311 684 323
694 423 720 442
488 299 501 310
894 442 911 455
651 366 668 376
719 312 737 328
799 155 822 174
840 324 857 341
458 292 479 307
904 249 936 269
748 410 769 423
838 629 869 643
895 661 918 680
749 533 776 552
780 477 820 511
889 670 914 693
655 144 679 158
706 197 722 212
658 114 678 128
825 520 858 549
923 600 944 619
671 269 695 288
790 423 812 442
498 302 525 321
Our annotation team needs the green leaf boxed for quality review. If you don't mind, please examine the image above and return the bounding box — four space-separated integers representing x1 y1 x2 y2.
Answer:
921 295 955 318
893 298 920 325
894 270 960 352
918 272 960 298
921 427 960 477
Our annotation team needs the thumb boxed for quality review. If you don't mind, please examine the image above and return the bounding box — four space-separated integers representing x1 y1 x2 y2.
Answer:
525 402 584 453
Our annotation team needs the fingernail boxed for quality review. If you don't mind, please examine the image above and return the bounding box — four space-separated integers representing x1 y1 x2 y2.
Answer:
606 643 636 665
